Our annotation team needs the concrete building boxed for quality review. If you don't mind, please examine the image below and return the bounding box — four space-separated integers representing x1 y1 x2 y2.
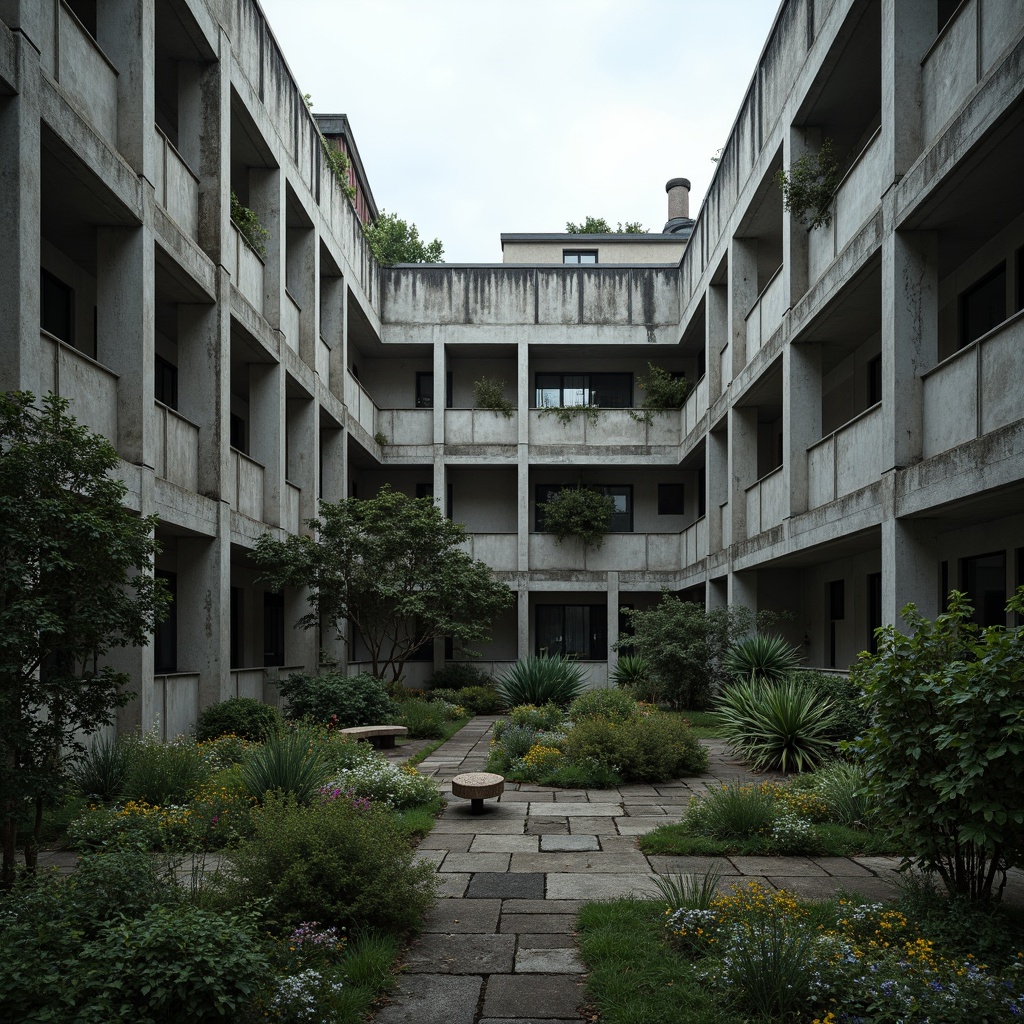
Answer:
2 0 1022 735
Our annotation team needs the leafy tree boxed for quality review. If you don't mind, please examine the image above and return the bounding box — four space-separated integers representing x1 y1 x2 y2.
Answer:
0 392 168 884
565 217 647 233
253 486 512 682
538 486 614 551
853 589 1024 901
363 210 443 266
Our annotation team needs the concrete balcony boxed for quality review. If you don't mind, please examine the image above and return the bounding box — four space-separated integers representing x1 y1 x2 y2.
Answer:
458 532 517 571
745 266 786 358
745 465 786 537
230 668 265 701
528 532 682 571
528 408 683 448
681 515 708 567
445 409 518 445
230 224 265 314
152 125 199 239
282 290 300 354
284 481 301 533
376 408 433 446
808 403 883 508
154 402 199 491
152 672 199 740
228 448 264 520
39 331 118 443
681 374 709 437
922 311 1024 458
344 369 377 438
57 1 118 146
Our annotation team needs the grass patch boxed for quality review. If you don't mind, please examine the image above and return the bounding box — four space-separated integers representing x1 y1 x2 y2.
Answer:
678 710 724 740
394 795 446 840
403 717 471 768
577 899 726 1024
333 931 402 1022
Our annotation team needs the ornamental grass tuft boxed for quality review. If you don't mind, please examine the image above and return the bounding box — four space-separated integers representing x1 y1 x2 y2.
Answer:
496 655 587 708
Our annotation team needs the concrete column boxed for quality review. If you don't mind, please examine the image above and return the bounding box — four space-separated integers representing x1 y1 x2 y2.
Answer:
198 34 230 264
177 61 203 172
285 586 316 671
319 425 345 503
707 428 729 551
0 2 55 71
97 224 155 467
517 582 530 661
707 282 728 401
517 340 530 572
321 273 345 399
97 0 155 175
0 58 41 394
729 569 758 622
729 237 758 378
249 361 285 527
881 228 938 471
292 227 318 372
729 405 758 544
881 0 934 184
783 342 821 517
783 127 814 306
250 167 283 330
286 394 317 532
882 516 938 628
606 571 619 683
707 576 728 611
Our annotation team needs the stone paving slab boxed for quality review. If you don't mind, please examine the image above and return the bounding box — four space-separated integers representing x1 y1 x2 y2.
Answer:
470 835 540 853
414 850 447 868
502 899 585 914
418 834 474 852
515 934 579 949
509 852 650 874
525 819 570 835
498 791 553 803
465 872 546 900
568 817 618 834
614 818 668 835
514 947 585 973
374 975 483 1024
646 855 740 875
730 856 828 876
482 975 582 1019
498 913 577 934
813 857 876 877
540 835 599 852
434 819 527 834
422 899 501 933
436 873 471 898
545 872 652 901
530 803 621 816
598 835 644 853
773 875 897 901
403 933 515 974
440 853 512 873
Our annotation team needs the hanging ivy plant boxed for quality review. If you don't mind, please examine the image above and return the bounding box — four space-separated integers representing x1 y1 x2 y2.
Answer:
775 138 841 230
230 190 269 259
539 487 614 550
538 404 600 426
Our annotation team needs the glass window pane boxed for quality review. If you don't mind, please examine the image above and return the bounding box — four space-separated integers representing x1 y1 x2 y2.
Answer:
579 252 598 263
416 372 433 408
535 374 561 408
563 374 587 406
961 551 1006 627
590 373 632 408
537 605 564 656
563 606 589 657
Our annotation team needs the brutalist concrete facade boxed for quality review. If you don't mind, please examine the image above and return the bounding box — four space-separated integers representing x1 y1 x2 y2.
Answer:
2 0 1023 733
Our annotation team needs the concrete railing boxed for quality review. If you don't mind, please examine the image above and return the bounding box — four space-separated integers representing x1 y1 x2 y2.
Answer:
745 464 786 536
232 224 265 314
445 409 518 445
457 532 518 571
681 515 708 567
39 332 118 443
528 408 683 447
376 408 433 446
152 672 200 740
316 335 331 384
230 668 265 701
282 291 301 353
682 374 709 436
56 0 118 146
528 532 683 571
154 402 200 491
745 266 786 358
807 403 883 508
922 311 1024 458
228 448 265 520
284 481 301 533
344 369 377 438
152 125 199 239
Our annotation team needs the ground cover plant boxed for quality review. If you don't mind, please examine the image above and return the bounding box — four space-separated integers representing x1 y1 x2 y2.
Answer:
578 878 1024 1024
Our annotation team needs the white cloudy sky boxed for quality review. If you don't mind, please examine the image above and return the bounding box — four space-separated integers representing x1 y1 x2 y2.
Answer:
257 0 781 263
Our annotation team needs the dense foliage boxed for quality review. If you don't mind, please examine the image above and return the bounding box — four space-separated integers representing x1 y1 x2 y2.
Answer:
537 485 615 550
724 634 803 682
564 216 646 233
496 655 588 708
277 671 398 727
230 189 269 258
472 377 514 417
363 210 443 265
775 137 841 229
196 697 283 743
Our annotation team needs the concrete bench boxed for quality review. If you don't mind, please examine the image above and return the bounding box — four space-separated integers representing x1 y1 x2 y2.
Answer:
451 772 505 814
337 725 409 749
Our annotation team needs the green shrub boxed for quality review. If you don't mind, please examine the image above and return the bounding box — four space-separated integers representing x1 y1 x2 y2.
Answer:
195 697 283 742
725 634 802 682
568 688 641 723
506 702 565 731
609 654 656 702
560 712 707 782
278 671 398 727
239 724 332 804
545 760 623 788
214 792 436 935
123 733 210 805
489 723 540 762
70 734 133 803
496 656 587 708
713 676 837 772
853 588 1024 900
537 486 614 550
429 663 493 691
399 698 446 739
455 685 504 714
795 669 868 742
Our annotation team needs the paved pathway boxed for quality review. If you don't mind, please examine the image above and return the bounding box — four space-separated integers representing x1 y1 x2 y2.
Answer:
374 716 905 1024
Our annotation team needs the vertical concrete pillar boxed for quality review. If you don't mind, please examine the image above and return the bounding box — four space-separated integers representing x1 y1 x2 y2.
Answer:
249 361 284 526
707 428 729 551
293 227 318 371
729 237 758 379
250 167 283 330
0 64 41 394
729 569 758 622
517 583 530 662
177 61 203 172
97 225 155 467
707 576 728 611
319 425 345 502
286 395 317 532
606 571 619 684
198 35 230 265
284 586 316 671
882 516 938 628
707 281 728 401
322 273 345 399
729 406 758 543
783 128 814 306
881 228 938 471
517 340 531 573
0 2 55 72
783 342 821 517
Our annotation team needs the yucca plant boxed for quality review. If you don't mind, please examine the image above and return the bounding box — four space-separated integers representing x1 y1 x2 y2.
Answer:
724 634 802 682
70 735 134 803
496 655 587 709
609 654 657 702
713 676 837 772
239 725 331 804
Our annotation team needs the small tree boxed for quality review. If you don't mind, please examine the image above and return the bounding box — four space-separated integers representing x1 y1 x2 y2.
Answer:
537 486 614 551
565 217 647 233
775 137 841 229
853 589 1024 901
363 210 443 266
253 486 512 682
1 393 168 884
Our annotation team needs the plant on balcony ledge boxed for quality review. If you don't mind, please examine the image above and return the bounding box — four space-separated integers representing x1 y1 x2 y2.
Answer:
539 486 614 551
629 363 690 424
539 404 600 426
230 190 269 259
775 137 840 230
473 377 514 418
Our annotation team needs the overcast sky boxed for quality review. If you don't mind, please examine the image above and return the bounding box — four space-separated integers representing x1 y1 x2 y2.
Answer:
257 0 781 263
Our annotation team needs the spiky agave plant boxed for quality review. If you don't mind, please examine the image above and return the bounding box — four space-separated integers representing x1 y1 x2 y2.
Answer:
496 655 587 709
724 634 803 683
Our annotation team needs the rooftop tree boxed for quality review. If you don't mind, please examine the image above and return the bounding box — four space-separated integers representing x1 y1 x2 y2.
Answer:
363 210 444 266
0 392 168 885
253 486 512 683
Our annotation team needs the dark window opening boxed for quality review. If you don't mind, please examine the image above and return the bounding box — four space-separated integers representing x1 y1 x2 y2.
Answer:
263 591 285 667
534 483 632 533
154 570 178 673
155 355 179 410
615 604 635 655
828 579 844 669
867 354 882 407
698 471 707 518
41 270 74 344
1017 246 1024 314
960 551 1006 627
940 560 949 608
230 414 247 453
230 586 242 668
536 604 607 659
562 250 598 264
534 372 632 409
65 0 97 38
658 483 685 516
959 263 1006 348
867 572 882 655
416 481 453 520
416 371 453 408
937 0 960 34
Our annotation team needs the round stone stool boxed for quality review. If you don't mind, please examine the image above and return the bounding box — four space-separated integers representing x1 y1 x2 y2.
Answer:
450 772 505 814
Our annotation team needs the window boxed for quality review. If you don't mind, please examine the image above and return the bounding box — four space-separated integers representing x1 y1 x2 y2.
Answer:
959 263 1006 348
563 250 598 264
41 270 73 344
658 483 685 516
230 414 247 453
867 354 882 407
960 551 1006 627
536 604 607 659
416 482 453 519
534 372 632 409
263 591 285 667
534 484 632 532
698 471 707 517
155 355 178 410
154 570 177 673
416 371 453 408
